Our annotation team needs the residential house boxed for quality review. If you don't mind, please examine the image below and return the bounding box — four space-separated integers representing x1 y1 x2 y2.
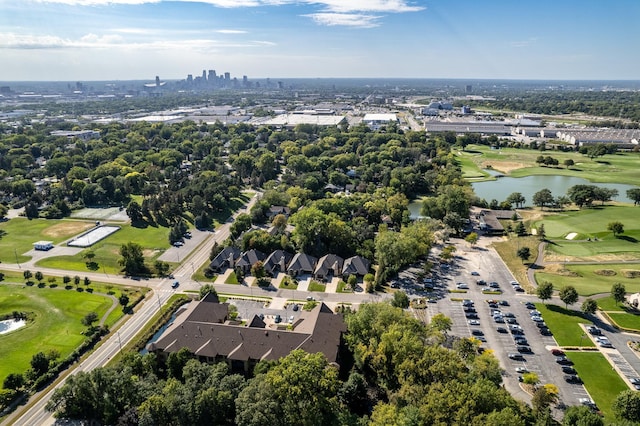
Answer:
314 254 344 280
235 249 266 275
209 247 242 272
263 250 294 276
287 253 317 276
341 256 370 277
267 205 290 221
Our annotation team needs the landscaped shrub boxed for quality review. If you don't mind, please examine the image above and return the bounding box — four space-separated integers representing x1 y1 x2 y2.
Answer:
594 269 616 276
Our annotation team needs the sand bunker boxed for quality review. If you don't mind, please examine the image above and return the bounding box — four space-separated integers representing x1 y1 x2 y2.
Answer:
565 232 578 240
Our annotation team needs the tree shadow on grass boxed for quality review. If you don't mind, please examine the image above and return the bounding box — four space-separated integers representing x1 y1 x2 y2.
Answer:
545 304 588 320
618 235 638 243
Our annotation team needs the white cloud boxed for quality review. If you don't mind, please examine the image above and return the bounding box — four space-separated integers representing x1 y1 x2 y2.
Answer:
305 13 381 28
308 0 424 13
216 30 248 34
33 0 424 14
0 32 270 50
510 37 538 48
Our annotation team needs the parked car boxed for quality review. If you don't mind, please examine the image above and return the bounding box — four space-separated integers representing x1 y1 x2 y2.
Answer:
465 313 479 319
462 299 474 306
468 319 480 326
564 375 582 384
517 345 532 353
587 325 602 336
535 322 548 328
476 279 486 286
531 316 544 322
524 302 536 309
497 327 508 333
471 329 484 336
499 300 509 306
514 286 525 292
515 367 528 373
556 356 573 365
274 314 282 323
539 327 552 336
579 398 598 411
562 366 577 375
456 283 469 290
514 337 528 345
551 349 565 356
508 353 525 361
471 271 480 276
506 318 518 324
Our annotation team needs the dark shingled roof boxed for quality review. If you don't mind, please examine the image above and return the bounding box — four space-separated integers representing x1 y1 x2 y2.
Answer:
147 298 346 365
342 256 371 276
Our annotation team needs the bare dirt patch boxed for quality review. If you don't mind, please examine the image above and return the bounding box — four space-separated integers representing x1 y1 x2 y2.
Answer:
42 221 94 239
482 161 526 174
143 249 159 258
622 269 640 279
544 263 581 276
594 269 617 276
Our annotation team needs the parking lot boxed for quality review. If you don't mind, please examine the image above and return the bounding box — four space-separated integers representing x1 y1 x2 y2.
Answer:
415 240 592 411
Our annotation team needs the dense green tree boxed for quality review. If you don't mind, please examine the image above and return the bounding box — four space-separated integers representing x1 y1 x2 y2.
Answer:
607 221 624 237
581 298 598 315
126 200 143 223
118 242 147 276
562 405 604 426
613 390 640 423
536 281 554 304
506 192 526 208
516 247 531 264
612 282 627 306
81 312 99 328
532 188 554 209
391 291 410 309
627 188 640 206
559 285 579 309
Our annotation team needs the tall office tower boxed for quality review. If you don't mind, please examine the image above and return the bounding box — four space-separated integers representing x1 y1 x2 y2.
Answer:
208 70 216 83
187 74 193 84
242 75 248 86
155 76 160 86
465 84 472 93
224 72 230 81
202 70 207 81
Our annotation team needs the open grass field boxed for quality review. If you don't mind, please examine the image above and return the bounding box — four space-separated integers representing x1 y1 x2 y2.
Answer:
0 218 94 263
535 264 640 296
457 145 640 185
534 303 594 347
0 283 115 386
536 205 640 244
35 223 171 274
566 352 628 420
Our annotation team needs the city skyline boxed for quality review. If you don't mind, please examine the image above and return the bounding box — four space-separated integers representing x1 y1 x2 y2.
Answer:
1 0 639 82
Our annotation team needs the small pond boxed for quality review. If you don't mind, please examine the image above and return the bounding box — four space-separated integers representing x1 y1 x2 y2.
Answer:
0 319 26 335
409 175 638 216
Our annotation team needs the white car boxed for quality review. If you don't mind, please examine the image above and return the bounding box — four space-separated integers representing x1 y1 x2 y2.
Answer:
468 319 480 326
515 367 528 373
456 283 469 289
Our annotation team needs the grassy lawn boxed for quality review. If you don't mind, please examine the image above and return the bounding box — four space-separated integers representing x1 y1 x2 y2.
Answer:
308 281 326 292
35 223 171 274
567 352 628 420
225 272 239 284
192 262 216 283
0 283 116 385
536 264 640 296
535 206 640 254
279 276 298 290
491 236 540 288
457 145 640 185
596 296 626 312
534 303 595 347
0 218 94 263
606 312 640 331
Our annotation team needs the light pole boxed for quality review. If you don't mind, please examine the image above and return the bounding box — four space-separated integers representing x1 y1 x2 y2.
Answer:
117 331 122 353
14 248 20 269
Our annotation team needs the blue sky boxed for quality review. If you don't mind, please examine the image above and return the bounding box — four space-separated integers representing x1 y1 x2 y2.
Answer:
0 0 638 81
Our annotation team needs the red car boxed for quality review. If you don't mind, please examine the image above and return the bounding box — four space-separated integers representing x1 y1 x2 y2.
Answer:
551 348 564 356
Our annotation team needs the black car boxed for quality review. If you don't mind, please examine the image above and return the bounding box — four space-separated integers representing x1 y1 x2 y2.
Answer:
514 338 528 346
525 302 536 310
508 353 525 361
539 327 552 336
511 329 525 335
562 366 577 375
556 356 573 365
464 306 476 313
517 345 532 353
471 329 484 336
497 327 508 333
535 322 547 328
465 313 479 319
564 375 582 384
